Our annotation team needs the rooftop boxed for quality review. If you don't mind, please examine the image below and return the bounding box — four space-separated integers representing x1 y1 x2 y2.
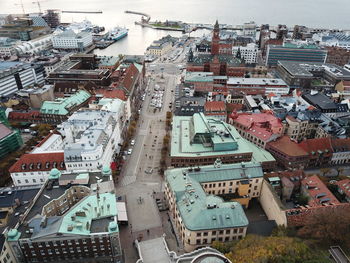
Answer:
40 90 91 115
0 122 13 140
227 78 288 86
171 113 275 163
336 179 350 198
302 92 337 110
267 136 309 157
166 163 251 231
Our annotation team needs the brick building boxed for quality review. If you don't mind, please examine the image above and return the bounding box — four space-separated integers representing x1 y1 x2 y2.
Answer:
325 46 350 66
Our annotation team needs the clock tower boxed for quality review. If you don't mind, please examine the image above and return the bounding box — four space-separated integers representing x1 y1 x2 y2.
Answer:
211 20 220 55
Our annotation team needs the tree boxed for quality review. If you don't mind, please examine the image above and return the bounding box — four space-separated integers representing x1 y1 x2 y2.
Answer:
225 235 317 263
297 194 309 206
297 206 350 247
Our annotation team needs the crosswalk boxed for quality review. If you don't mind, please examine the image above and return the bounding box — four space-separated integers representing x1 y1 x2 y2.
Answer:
119 175 137 187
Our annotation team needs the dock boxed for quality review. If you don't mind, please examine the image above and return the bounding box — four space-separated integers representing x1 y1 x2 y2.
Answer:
62 10 103 14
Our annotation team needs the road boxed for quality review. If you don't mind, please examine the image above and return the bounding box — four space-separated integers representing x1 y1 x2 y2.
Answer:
116 47 187 262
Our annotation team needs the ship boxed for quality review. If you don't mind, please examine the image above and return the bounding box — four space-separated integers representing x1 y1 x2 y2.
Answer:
108 27 128 41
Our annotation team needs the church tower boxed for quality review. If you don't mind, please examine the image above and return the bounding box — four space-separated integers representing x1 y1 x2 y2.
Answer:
211 20 220 55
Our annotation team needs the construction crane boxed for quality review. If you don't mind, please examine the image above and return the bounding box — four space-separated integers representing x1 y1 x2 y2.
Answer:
32 1 42 13
14 0 25 14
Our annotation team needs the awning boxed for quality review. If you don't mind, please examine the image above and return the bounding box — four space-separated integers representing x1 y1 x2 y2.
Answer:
116 202 128 221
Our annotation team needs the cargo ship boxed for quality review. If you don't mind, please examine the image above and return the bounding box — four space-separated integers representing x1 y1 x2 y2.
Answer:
108 27 128 41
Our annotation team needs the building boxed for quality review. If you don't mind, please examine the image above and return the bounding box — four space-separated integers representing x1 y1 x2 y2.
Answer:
266 42 327 66
52 30 93 51
0 17 51 41
0 122 23 160
170 113 276 170
165 161 251 252
204 101 226 122
147 40 172 56
0 234 17 263
242 21 257 38
174 95 206 116
299 137 333 168
60 108 125 173
0 62 45 97
187 21 246 77
330 138 350 165
226 77 289 96
336 179 350 202
17 84 55 108
14 34 52 55
97 56 120 72
276 60 350 88
40 89 91 124
6 168 123 263
325 47 350 66
302 92 347 117
315 33 350 50
0 37 20 56
232 43 258 64
266 136 309 170
229 112 284 148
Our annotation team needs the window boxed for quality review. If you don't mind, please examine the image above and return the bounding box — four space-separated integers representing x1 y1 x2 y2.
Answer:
239 228 244 233
226 229 230 234
212 231 216 235
219 230 224 235
196 233 201 237
254 186 258 190
25 179 29 183
203 232 208 236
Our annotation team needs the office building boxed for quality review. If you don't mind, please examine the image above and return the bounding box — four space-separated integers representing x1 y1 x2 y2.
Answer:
266 42 327 66
52 30 93 51
170 113 276 170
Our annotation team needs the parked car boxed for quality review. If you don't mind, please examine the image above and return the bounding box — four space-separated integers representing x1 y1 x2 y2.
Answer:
127 148 133 155
130 139 135 146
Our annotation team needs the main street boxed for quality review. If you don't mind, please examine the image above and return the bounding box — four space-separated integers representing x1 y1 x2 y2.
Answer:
115 51 185 262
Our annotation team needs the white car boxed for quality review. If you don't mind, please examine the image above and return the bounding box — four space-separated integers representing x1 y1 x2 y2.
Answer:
127 148 133 155
130 139 135 146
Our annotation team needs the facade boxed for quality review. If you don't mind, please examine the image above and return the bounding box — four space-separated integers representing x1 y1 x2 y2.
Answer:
17 84 55 109
232 43 258 64
266 136 309 170
330 138 350 165
170 113 276 170
165 161 254 252
299 137 333 168
336 179 350 203
0 38 20 56
14 34 52 55
40 89 91 124
60 107 125 173
147 41 172 56
226 77 289 96
325 47 350 66
266 42 327 66
0 122 23 160
229 112 284 148
0 62 45 97
52 30 93 50
204 101 226 122
6 169 123 263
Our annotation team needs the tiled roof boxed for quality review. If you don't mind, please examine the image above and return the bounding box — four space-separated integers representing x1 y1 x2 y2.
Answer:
94 88 126 101
336 179 350 198
0 123 13 140
299 137 333 155
331 138 350 152
9 152 65 173
267 136 308 157
302 175 340 207
8 111 41 121
204 101 226 112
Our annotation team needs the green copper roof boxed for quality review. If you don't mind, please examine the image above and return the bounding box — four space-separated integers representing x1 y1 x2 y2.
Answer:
133 62 143 73
283 43 319 49
49 168 61 179
40 90 91 115
184 72 214 83
59 193 118 235
102 165 111 176
166 165 249 231
171 113 275 165
7 229 21 241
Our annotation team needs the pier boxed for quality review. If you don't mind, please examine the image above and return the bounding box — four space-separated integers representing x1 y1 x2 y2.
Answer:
125 10 151 23
62 10 103 14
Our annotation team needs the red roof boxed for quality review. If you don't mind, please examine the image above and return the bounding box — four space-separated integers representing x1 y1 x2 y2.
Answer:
299 137 333 155
0 123 13 140
94 88 127 101
204 101 226 112
267 136 309 157
336 179 350 198
302 175 340 207
111 64 139 93
232 112 283 141
9 152 65 173
8 111 41 121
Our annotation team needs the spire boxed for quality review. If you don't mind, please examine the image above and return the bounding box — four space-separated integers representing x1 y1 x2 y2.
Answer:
188 48 194 62
236 47 241 59
214 20 219 30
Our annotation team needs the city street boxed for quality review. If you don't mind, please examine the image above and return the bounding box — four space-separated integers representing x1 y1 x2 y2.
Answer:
116 50 185 262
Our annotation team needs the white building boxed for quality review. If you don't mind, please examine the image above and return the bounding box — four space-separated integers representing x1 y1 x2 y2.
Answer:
59 105 125 172
52 30 93 50
9 99 126 186
242 21 257 38
313 33 350 50
0 62 45 97
232 43 258 64
15 34 52 55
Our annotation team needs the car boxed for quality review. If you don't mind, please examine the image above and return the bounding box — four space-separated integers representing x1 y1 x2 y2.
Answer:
127 148 133 155
130 139 135 146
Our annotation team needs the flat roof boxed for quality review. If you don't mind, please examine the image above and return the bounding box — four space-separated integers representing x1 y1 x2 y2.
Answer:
227 78 288 86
